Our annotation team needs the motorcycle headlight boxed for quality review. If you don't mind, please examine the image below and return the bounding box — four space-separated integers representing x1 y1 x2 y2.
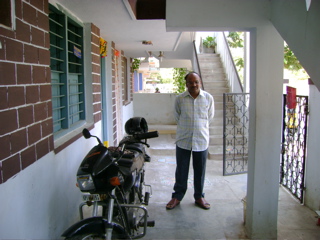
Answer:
77 174 95 191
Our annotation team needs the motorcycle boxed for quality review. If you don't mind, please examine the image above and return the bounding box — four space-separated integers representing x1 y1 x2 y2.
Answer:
62 117 159 240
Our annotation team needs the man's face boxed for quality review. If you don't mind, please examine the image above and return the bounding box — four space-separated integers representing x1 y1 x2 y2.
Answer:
186 73 201 95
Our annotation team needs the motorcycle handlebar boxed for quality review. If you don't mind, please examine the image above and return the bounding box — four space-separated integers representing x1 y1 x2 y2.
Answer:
134 131 159 140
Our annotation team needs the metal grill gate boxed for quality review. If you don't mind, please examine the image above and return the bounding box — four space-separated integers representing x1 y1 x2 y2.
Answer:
223 93 250 176
281 95 308 203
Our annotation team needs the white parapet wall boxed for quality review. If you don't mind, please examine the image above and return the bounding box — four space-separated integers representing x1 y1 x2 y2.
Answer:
133 93 177 125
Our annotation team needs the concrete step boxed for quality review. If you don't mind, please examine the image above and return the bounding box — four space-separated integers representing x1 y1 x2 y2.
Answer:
202 72 226 79
201 68 225 74
204 81 227 88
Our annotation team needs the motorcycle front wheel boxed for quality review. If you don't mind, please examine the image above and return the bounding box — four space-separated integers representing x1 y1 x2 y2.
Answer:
66 234 102 240
66 231 130 240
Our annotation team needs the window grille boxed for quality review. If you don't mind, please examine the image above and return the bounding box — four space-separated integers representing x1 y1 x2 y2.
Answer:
49 6 85 133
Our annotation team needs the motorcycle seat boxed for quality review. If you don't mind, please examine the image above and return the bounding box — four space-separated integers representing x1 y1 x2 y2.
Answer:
125 143 145 153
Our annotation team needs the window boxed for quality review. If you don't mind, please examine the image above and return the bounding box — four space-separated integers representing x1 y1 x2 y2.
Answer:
0 0 14 29
49 5 85 134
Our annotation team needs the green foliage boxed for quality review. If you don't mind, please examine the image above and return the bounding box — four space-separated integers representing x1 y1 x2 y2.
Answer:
234 57 244 72
150 72 163 82
202 36 217 48
227 32 244 48
284 44 302 71
173 68 187 93
132 58 141 70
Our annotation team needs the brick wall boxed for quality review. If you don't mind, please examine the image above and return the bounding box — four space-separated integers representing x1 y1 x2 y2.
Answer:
91 24 102 123
0 0 53 184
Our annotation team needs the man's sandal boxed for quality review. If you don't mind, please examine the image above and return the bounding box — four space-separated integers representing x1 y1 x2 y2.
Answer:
166 198 180 210
195 198 210 210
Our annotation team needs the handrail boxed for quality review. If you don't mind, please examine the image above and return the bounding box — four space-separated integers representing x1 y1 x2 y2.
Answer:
193 40 204 90
216 32 243 93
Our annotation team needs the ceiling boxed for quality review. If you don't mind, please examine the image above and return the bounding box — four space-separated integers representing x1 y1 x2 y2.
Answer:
51 0 186 59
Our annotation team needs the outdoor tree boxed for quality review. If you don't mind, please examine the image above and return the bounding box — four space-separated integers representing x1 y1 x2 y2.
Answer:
173 68 187 93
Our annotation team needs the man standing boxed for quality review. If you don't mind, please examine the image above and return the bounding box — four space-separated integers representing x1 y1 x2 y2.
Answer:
166 72 214 210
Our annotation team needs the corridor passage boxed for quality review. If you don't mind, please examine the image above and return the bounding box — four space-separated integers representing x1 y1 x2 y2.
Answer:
144 135 320 239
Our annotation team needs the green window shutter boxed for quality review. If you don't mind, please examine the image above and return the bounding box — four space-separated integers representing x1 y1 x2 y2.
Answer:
49 5 85 133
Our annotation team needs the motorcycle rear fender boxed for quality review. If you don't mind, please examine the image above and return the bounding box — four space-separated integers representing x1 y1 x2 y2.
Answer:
61 217 125 238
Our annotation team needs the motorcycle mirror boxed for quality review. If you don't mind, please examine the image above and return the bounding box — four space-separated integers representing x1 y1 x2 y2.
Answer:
82 128 91 139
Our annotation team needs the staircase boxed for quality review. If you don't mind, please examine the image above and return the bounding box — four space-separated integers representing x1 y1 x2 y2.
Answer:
147 53 229 160
198 53 229 160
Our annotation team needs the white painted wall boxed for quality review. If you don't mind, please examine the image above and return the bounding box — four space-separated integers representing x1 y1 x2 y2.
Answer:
305 85 320 211
0 123 103 239
133 93 176 125
246 25 283 239
270 0 320 89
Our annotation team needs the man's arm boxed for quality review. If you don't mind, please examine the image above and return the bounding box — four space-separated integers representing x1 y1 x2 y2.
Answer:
208 95 214 123
174 96 181 123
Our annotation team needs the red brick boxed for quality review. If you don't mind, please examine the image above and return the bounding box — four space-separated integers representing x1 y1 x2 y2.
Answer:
47 101 52 116
91 24 100 36
0 87 8 110
0 27 15 38
0 36 5 60
15 0 23 19
36 137 49 159
94 112 101 122
92 74 100 83
21 145 36 169
91 34 99 46
93 93 101 102
31 26 45 47
6 38 24 62
45 67 51 83
44 32 50 49
40 84 51 101
17 64 32 84
33 65 46 83
93 102 101 112
24 44 38 63
91 44 99 55
8 86 25 108
10 128 27 153
28 123 41 145
23 2 37 26
34 102 48 121
18 105 34 128
92 54 100 64
0 135 11 160
26 85 39 104
41 118 53 137
30 0 43 11
37 11 49 31
2 154 21 182
0 109 18 135
38 48 50 65
93 84 101 93
0 62 16 85
43 0 49 14
16 19 30 43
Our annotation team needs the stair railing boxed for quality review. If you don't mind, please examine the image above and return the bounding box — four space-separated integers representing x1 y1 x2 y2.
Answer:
215 32 243 93
193 40 204 90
